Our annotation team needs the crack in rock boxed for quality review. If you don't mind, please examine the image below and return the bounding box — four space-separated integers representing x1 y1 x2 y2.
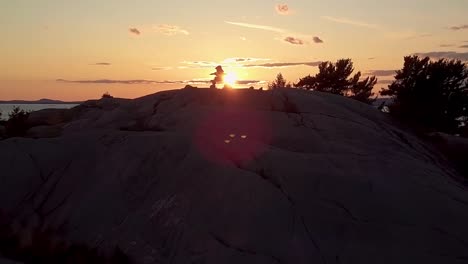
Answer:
210 233 284 264
234 158 468 263
316 198 361 222
313 113 379 132
280 93 309 128
233 163 328 264
152 94 173 115
33 159 73 226
15 158 74 227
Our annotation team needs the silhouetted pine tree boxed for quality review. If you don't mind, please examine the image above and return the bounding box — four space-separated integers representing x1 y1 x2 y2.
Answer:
295 59 378 104
268 73 287 89
381 55 468 133
5 106 30 137
349 72 377 104
296 59 354 95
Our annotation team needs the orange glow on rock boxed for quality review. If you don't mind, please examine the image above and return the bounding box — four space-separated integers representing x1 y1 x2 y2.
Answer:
194 110 272 166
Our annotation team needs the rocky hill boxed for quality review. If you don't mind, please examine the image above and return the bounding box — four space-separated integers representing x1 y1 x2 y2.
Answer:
1 88 467 263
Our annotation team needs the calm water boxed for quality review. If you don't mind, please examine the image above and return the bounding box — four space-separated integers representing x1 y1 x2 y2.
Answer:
0 104 78 120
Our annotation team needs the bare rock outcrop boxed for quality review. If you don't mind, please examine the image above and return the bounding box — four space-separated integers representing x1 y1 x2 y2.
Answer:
1 88 467 264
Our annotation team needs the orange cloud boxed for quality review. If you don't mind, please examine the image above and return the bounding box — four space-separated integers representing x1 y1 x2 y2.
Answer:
243 61 321 68
129 28 141 35
321 16 378 28
156 24 189 35
275 4 289 15
449 24 468 31
313 36 324 43
284 36 305 45
225 21 285 33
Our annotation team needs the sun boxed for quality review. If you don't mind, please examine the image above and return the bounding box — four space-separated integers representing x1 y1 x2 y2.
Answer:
224 72 237 87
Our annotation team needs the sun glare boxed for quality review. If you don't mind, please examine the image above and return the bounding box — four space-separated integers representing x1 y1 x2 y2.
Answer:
224 73 237 87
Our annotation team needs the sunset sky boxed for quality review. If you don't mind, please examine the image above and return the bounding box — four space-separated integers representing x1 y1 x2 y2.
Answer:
1 0 468 100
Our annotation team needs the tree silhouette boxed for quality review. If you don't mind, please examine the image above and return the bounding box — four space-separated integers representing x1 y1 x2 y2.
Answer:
349 72 377 104
0 209 132 263
296 59 377 104
269 73 287 90
102 92 113 99
294 75 315 89
0 112 4 139
5 106 30 137
381 55 468 133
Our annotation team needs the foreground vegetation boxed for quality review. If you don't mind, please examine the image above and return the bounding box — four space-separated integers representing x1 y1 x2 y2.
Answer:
0 211 131 264
270 56 468 136
0 106 31 139
381 56 468 135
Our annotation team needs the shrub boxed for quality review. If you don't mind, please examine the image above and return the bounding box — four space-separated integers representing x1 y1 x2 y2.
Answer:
102 92 113 99
5 106 30 137
0 211 132 263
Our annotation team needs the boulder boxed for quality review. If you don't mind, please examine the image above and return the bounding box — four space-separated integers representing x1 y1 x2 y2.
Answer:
0 125 5 138
26 108 70 127
426 132 468 180
26 125 63 138
0 258 21 264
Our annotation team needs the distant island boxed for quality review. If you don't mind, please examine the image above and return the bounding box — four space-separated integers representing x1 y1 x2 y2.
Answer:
0 98 82 104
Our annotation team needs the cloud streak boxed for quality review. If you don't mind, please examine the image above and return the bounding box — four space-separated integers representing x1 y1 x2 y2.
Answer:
275 4 289 15
180 58 271 68
414 51 468 61
449 24 468 31
156 24 189 35
236 80 267 85
243 61 321 68
377 80 394 85
405 33 431 40
57 79 180 85
92 62 111 66
321 16 378 28
222 57 270 63
366 70 396 76
129 28 141 35
56 78 265 86
385 31 432 40
225 21 285 33
182 61 217 68
225 21 323 46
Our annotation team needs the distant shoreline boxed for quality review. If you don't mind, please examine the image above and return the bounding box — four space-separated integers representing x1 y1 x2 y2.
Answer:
0 101 82 105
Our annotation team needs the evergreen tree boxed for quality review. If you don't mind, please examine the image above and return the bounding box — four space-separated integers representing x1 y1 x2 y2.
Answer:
268 73 287 90
349 73 377 104
296 59 378 104
381 55 468 133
